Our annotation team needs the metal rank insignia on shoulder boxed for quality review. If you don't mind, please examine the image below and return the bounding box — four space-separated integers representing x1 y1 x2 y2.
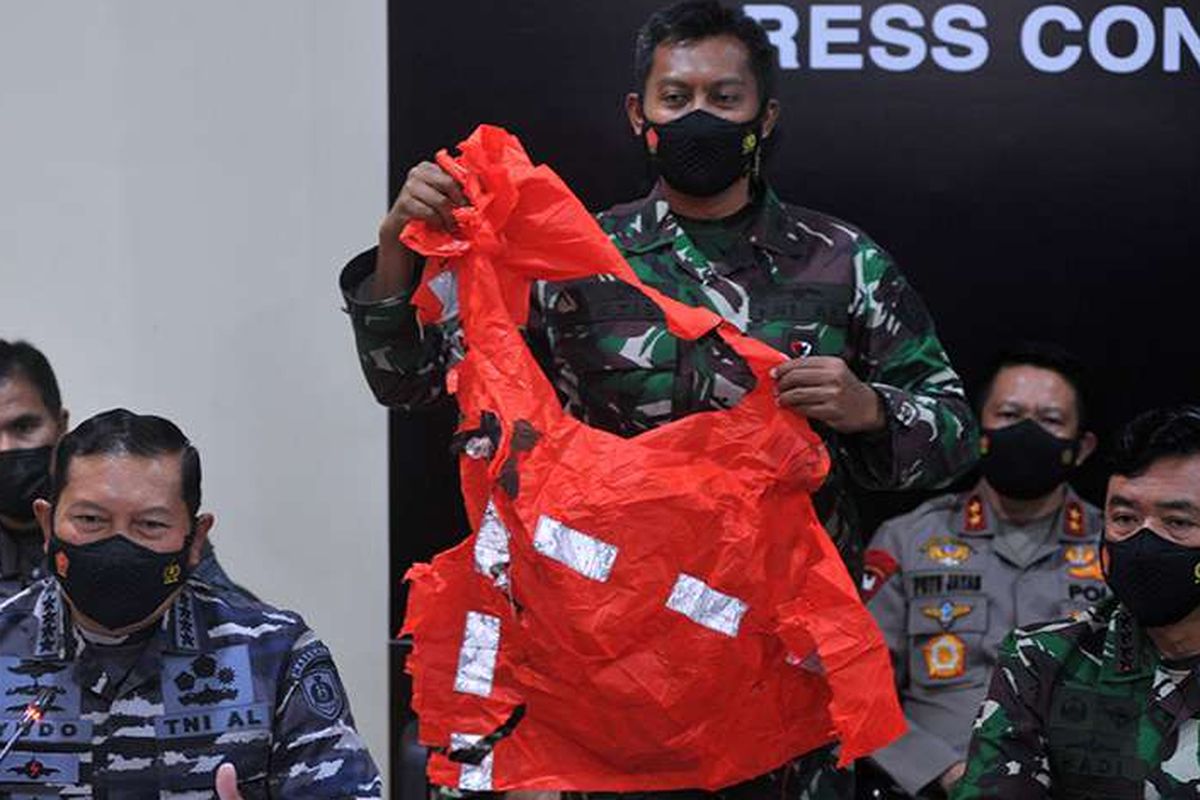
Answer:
922 633 966 680
1064 545 1104 580
1065 501 1086 537
964 496 987 532
921 536 974 567
922 600 973 630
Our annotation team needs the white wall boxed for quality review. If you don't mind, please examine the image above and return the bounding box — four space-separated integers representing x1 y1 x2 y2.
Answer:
0 0 391 780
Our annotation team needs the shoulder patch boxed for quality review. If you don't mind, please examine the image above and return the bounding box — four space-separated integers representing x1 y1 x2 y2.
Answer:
300 666 345 721
288 643 333 681
861 549 900 602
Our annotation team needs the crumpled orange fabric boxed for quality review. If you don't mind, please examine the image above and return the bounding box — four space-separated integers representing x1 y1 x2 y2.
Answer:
400 125 904 793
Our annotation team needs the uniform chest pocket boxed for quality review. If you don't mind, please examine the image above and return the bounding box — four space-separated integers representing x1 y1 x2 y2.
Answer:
906 595 990 689
747 283 851 358
545 282 678 374
154 708 272 796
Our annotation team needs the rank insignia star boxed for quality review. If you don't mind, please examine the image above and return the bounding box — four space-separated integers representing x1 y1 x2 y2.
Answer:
922 633 966 680
922 536 974 567
922 600 973 629
964 496 987 532
1065 501 1086 537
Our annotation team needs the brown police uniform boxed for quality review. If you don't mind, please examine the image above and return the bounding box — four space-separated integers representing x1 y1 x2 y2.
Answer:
861 482 1105 796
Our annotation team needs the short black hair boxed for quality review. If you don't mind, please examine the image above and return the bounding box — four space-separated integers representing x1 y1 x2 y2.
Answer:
1111 406 1200 478
978 341 1090 430
52 409 201 517
0 339 62 416
634 1 776 106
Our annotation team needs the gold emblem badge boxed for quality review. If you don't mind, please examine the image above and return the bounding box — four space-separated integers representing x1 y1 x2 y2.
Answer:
921 601 973 629
922 633 966 679
54 551 69 579
922 536 974 567
163 562 182 586
1064 545 1104 580
741 131 757 155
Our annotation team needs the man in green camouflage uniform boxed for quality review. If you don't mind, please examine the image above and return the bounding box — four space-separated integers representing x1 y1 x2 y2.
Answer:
4 409 382 798
954 407 1200 800
342 2 976 796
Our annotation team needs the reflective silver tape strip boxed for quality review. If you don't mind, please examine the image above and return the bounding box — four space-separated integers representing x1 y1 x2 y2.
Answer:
665 574 748 637
474 501 510 588
428 269 459 323
450 732 494 792
533 516 619 582
453 611 500 697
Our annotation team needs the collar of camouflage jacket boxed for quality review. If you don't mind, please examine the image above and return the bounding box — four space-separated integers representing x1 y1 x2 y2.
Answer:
31 579 208 664
602 182 813 263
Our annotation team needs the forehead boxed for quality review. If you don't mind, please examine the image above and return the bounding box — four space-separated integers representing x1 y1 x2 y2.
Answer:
648 34 755 86
60 452 185 510
1108 454 1200 506
987 365 1077 409
0 373 52 425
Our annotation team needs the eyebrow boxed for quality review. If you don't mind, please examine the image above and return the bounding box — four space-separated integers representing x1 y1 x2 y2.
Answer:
1107 495 1137 509
1156 500 1200 514
0 413 42 430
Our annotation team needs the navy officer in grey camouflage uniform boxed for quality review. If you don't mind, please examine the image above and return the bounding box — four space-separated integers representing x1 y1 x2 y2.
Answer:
860 343 1104 799
0 408 383 798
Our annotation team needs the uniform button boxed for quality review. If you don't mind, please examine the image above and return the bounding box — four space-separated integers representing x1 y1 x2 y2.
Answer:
29 567 43 580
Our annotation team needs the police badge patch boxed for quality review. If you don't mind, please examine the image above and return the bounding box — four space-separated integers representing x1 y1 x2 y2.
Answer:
301 667 344 720
921 537 974 567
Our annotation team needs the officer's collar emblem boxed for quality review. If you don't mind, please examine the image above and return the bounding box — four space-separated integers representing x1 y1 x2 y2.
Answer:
963 496 988 533
1064 501 1086 537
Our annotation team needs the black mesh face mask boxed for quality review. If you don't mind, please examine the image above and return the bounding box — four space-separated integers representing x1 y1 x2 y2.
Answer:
644 109 763 197
48 519 193 633
1104 528 1200 628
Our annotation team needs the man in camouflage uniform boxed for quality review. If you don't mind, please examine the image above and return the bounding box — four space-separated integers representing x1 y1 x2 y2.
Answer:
0 408 382 797
954 407 1200 800
0 339 245 601
862 344 1103 798
341 2 976 796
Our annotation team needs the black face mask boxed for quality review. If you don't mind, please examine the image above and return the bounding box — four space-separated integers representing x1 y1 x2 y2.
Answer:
1104 528 1200 628
0 446 52 523
48 524 192 633
644 109 762 197
980 420 1080 501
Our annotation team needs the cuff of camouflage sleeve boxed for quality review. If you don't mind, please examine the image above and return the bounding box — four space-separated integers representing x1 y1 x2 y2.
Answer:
870 722 962 796
339 246 422 334
837 384 901 490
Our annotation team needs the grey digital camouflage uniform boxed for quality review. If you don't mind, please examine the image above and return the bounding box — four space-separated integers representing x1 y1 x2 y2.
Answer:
0 577 381 798
953 597 1200 799
341 185 979 577
864 483 1105 795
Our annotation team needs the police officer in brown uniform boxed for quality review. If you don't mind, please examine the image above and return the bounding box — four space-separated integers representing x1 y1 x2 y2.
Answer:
860 344 1104 798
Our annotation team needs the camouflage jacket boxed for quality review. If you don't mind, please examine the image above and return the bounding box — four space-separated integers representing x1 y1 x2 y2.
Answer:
865 484 1105 795
954 596 1200 799
0 578 381 798
341 185 978 572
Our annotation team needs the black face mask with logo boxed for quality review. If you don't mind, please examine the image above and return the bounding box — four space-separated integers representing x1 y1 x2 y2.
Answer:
644 109 763 198
980 419 1080 500
1104 528 1200 628
0 446 52 523
48 522 193 633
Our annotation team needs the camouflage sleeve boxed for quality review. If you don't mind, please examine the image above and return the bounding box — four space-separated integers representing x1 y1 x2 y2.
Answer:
841 239 978 491
952 632 1052 799
268 632 383 798
339 247 457 411
863 523 962 794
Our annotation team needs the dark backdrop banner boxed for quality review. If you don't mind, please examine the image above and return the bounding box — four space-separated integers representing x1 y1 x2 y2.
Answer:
385 0 1200 767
